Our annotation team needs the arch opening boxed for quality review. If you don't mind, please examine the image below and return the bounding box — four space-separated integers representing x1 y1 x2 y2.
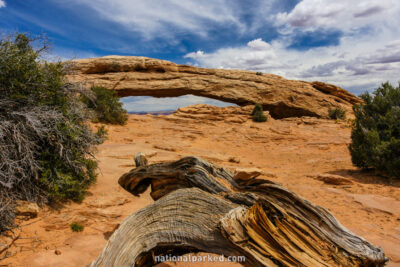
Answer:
121 94 238 115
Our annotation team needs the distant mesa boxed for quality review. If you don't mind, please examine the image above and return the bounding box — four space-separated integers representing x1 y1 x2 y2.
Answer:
128 110 175 115
172 104 259 124
67 56 361 119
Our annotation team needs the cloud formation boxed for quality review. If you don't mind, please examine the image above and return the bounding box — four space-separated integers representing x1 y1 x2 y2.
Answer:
185 0 400 93
67 0 247 39
275 0 397 33
6 0 398 94
185 38 279 71
0 0 6 8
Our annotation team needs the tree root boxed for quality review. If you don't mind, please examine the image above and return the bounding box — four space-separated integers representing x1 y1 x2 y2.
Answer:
89 155 387 266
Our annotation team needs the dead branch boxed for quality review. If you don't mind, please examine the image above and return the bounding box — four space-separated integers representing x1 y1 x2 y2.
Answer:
0 231 20 258
89 155 386 266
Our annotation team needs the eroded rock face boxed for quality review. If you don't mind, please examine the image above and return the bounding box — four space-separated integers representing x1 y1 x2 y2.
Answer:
67 56 361 119
15 200 40 219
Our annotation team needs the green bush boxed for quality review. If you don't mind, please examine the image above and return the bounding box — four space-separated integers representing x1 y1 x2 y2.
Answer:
328 107 346 120
70 222 84 232
0 35 66 107
256 72 263 76
252 103 267 122
0 34 106 232
349 82 400 178
82 86 128 125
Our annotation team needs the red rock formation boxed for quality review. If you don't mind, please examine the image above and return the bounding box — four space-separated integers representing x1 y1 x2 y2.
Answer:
67 56 361 119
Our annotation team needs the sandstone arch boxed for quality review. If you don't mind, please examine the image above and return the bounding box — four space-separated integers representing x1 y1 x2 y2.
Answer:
67 56 361 119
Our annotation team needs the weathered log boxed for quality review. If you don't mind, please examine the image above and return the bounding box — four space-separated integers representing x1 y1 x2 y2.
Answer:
90 155 387 266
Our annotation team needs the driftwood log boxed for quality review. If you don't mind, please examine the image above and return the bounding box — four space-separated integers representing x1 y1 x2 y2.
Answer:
89 155 387 267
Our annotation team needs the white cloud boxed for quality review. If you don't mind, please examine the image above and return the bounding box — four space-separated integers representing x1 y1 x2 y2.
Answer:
64 0 245 39
184 50 205 59
54 0 283 40
185 39 278 70
248 38 272 51
275 0 399 34
0 0 6 8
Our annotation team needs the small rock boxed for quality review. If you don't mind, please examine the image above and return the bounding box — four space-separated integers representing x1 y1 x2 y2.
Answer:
228 157 240 164
153 145 177 152
313 174 353 185
134 152 148 167
226 117 246 123
55 249 61 255
234 168 262 181
15 201 40 219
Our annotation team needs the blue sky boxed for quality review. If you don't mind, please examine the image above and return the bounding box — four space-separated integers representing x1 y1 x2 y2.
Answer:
123 95 236 112
1 0 400 111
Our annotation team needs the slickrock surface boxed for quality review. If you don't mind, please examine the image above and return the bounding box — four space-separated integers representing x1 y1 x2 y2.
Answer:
2 105 400 266
67 56 361 119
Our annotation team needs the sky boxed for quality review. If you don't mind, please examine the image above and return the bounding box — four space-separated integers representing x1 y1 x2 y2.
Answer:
1 0 400 111
123 95 236 113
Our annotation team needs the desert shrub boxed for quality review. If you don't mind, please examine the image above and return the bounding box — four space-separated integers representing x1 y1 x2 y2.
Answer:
252 103 267 122
328 107 346 120
349 82 400 178
256 72 263 76
70 222 84 232
0 34 106 232
82 86 128 125
251 103 263 116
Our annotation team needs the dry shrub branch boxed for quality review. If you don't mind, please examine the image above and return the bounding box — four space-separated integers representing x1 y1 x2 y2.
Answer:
0 34 106 232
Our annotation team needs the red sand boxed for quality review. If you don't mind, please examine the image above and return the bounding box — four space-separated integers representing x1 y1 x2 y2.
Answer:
2 113 400 266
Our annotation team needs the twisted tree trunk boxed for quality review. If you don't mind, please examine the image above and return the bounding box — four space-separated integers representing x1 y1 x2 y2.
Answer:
89 155 387 267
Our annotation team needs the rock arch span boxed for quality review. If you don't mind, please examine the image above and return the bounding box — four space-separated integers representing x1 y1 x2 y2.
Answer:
67 56 361 119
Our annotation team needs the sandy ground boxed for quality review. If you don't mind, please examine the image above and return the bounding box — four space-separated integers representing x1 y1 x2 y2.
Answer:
1 112 400 266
